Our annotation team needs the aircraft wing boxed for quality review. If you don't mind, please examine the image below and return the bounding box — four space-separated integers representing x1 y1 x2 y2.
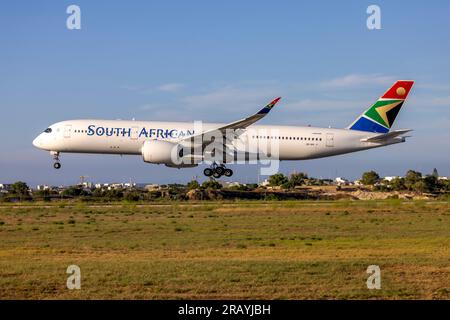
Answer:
361 129 412 142
178 97 281 147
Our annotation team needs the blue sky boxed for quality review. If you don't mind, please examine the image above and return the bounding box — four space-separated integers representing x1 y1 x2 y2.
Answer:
1 1 449 186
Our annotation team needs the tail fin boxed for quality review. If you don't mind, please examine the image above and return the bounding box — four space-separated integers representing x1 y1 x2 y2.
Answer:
348 80 414 133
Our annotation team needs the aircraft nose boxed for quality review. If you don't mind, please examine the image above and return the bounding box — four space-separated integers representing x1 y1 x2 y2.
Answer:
33 135 42 148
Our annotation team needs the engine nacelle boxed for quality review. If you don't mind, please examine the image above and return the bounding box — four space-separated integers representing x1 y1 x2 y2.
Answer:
141 140 182 165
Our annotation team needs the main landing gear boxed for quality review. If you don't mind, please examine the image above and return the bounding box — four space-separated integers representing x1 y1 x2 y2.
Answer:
203 163 233 178
51 151 61 170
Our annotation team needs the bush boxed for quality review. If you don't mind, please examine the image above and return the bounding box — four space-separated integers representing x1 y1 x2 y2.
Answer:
62 187 90 197
289 172 308 187
187 180 200 190
201 180 222 190
123 191 141 202
268 173 288 186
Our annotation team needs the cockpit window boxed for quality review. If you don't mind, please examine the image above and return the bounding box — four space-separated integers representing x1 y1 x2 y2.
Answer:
44 128 52 133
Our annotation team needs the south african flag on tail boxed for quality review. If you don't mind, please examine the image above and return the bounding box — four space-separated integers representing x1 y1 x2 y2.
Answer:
348 80 414 133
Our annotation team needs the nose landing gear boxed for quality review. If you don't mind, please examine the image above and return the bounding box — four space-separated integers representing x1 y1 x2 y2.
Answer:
203 163 233 178
51 151 61 170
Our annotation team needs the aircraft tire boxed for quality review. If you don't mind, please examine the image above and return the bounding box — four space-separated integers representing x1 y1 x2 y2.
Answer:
214 166 225 176
203 168 213 177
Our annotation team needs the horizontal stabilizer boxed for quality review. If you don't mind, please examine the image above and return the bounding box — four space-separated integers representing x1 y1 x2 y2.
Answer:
361 129 412 142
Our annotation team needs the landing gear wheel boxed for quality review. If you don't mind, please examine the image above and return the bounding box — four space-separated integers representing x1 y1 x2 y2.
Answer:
214 166 225 176
203 168 213 177
224 168 233 177
213 171 222 179
54 162 61 170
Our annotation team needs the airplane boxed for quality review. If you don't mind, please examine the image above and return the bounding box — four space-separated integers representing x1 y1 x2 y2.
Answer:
33 80 414 178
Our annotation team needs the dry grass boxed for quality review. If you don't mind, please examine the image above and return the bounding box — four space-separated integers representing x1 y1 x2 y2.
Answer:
0 200 449 299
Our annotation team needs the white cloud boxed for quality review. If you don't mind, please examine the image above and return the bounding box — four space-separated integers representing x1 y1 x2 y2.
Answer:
320 73 396 88
157 83 185 92
121 83 185 94
408 95 450 108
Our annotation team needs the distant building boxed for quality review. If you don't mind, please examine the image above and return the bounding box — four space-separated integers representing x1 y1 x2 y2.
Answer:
80 182 93 189
145 184 160 191
36 185 51 191
105 182 136 190
334 177 349 186
0 184 12 191
220 181 245 188
259 179 270 187
383 176 400 182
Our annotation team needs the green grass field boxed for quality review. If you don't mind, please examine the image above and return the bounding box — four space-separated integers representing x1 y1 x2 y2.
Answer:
0 200 449 299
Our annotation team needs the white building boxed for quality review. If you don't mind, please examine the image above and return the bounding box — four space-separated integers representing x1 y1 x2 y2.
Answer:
144 184 160 191
383 176 400 182
220 181 245 188
36 185 51 191
353 180 363 186
335 177 349 185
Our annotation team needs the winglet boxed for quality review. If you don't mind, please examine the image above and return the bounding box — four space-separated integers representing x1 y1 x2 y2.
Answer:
257 97 282 114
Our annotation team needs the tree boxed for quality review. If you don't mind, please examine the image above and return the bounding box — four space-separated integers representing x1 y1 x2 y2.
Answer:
405 170 422 190
268 173 288 186
61 186 88 197
432 168 439 178
33 189 53 201
289 172 308 187
361 171 380 185
423 175 438 193
186 180 200 190
10 182 30 196
439 179 450 192
390 177 406 191
412 179 427 193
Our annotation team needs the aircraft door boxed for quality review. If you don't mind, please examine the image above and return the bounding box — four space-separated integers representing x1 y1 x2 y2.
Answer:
64 125 72 138
326 133 334 147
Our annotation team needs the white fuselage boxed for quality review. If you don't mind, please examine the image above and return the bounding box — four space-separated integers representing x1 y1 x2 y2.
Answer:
32 119 403 163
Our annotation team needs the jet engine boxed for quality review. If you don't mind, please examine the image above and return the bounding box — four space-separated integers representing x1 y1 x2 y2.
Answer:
141 140 198 168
